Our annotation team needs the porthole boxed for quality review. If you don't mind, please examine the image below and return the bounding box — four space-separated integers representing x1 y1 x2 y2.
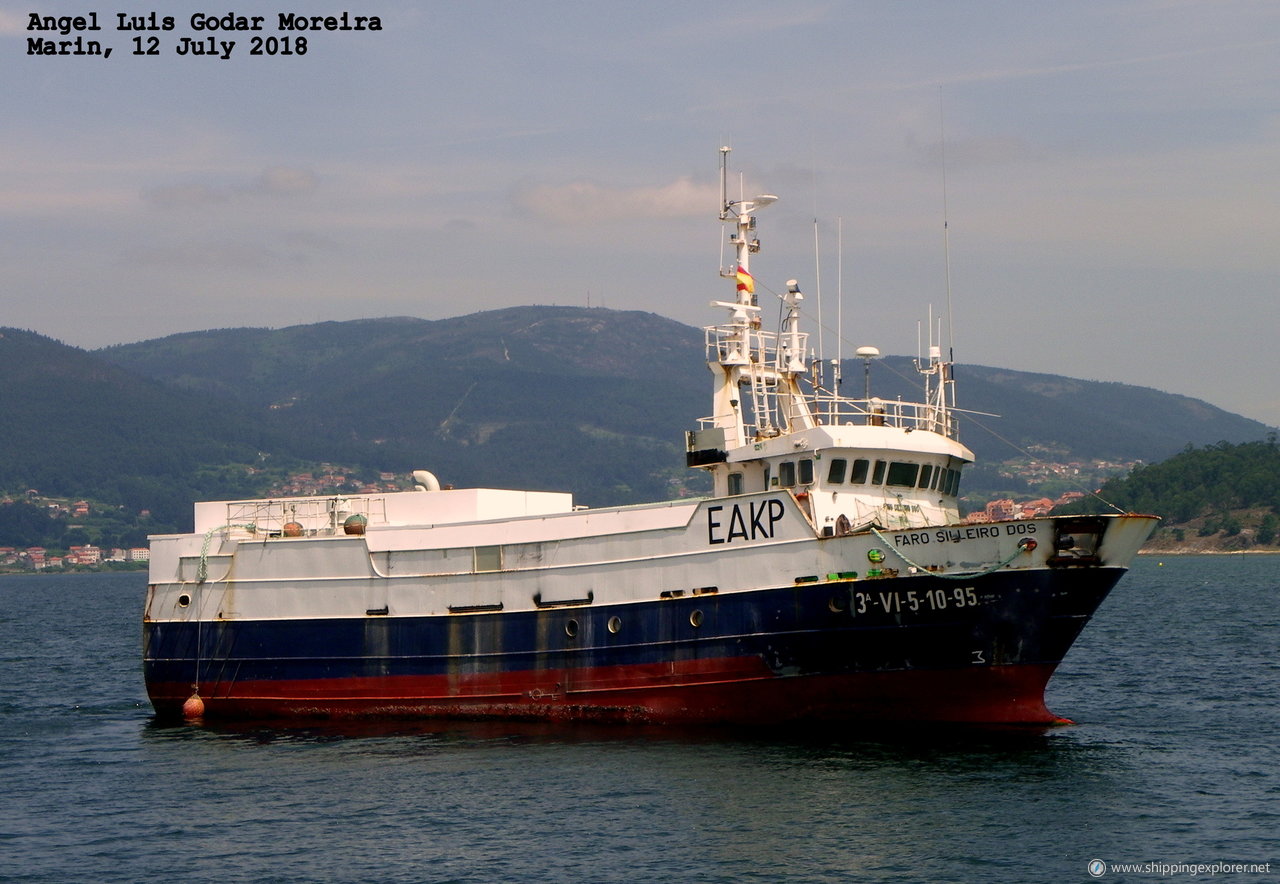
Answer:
689 609 704 628
565 619 579 638
828 595 847 613
177 594 191 608
607 616 622 634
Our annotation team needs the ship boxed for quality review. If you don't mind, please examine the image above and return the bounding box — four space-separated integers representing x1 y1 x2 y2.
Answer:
143 148 1158 725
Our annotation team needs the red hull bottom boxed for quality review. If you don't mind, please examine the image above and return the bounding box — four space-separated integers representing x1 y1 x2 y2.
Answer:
151 662 1064 726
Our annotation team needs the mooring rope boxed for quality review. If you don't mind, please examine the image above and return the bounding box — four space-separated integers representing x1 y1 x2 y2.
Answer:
191 522 256 710
871 527 1027 580
196 523 257 584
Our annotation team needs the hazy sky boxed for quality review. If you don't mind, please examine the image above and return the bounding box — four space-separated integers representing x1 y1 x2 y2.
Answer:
4 1 1278 426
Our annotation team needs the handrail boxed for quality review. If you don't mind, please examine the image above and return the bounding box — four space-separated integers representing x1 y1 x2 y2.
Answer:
697 395 958 439
223 495 389 535
702 324 960 440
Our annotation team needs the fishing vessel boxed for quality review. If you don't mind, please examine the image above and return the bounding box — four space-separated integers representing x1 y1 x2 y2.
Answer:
143 149 1157 724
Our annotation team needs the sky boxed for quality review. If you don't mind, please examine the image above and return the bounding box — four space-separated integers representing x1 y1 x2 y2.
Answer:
3 1 1278 427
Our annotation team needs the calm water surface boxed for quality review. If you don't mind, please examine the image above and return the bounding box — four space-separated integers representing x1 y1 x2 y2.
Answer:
1 557 1277 883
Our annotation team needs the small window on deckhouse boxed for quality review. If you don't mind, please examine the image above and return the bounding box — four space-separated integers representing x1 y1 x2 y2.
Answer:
886 462 919 488
474 546 502 572
871 460 887 485
727 472 744 495
827 458 848 484
799 459 814 485
778 461 796 486
850 459 870 484
918 465 933 489
941 468 960 496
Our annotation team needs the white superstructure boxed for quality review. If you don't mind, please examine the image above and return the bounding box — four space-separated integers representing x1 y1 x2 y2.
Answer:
687 146 973 534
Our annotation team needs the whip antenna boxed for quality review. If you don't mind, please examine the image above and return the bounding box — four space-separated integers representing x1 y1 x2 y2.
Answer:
940 88 955 363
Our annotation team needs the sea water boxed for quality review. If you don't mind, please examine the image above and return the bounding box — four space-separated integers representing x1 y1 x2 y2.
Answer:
1 557 1276 883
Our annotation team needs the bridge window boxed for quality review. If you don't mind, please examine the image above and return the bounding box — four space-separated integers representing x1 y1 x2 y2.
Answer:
799 459 814 485
850 459 870 484
827 458 848 484
727 472 744 495
778 461 796 486
942 468 960 496
871 460 887 485
886 462 919 487
918 465 933 489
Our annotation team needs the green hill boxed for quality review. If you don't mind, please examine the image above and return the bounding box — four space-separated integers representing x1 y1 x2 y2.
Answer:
0 328 288 529
99 308 709 507
101 307 1272 476
1059 437 1280 550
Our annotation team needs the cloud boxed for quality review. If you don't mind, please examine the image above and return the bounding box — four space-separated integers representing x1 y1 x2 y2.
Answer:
918 135 1045 169
123 240 280 271
654 3 833 45
255 166 318 196
143 183 228 209
142 166 318 209
0 9 26 35
882 38 1280 94
512 175 717 224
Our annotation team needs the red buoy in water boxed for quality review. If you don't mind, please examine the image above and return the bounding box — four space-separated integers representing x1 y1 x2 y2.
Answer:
182 693 205 720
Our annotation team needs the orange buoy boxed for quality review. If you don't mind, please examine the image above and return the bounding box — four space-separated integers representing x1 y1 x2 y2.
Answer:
182 692 205 721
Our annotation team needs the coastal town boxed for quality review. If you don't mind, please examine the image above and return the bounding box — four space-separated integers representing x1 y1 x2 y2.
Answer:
0 542 148 571
962 490 1087 524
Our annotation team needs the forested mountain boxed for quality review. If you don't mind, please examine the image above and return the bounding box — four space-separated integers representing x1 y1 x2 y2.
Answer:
0 328 288 528
99 308 708 506
100 306 1271 487
1060 438 1280 548
2 307 1274 546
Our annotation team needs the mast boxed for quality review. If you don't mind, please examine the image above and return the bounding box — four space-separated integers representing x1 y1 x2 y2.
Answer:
708 148 817 447
708 147 764 447
691 146 968 508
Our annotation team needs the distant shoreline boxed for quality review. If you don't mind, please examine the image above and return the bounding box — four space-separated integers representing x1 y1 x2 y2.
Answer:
1139 548 1279 556
0 564 147 577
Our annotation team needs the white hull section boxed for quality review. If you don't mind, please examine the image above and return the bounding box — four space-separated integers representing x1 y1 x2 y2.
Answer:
147 488 1155 624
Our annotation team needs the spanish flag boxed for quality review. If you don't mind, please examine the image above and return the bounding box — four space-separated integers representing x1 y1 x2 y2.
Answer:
735 265 755 294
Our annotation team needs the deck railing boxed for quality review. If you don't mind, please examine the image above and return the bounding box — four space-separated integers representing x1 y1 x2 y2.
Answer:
703 324 958 440
222 495 389 536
